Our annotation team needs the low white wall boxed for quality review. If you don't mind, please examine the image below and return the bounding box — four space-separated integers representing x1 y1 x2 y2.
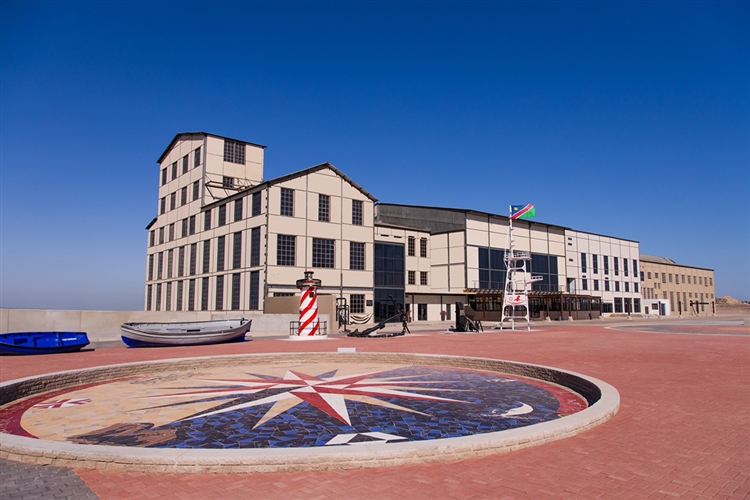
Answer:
0 309 331 343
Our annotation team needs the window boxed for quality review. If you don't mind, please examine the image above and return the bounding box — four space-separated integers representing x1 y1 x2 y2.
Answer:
161 168 167 186
602 302 613 313
215 275 224 310
687 276 691 284
168 223 174 242
204 210 211 230
170 192 176 210
640 271 644 281
648 272 652 279
181 218 187 238
189 215 196 235
681 275 685 284
318 194 330 222
171 162 177 180
146 285 152 311
604 280 610 291
252 192 262 217
614 257 619 276
188 279 195 311
232 232 242 269
615 281 620 292
662 273 667 283
408 270 416 285
420 238 427 258
603 256 609 275
216 236 225 272
623 258 629 277
277 235 295 266
149 230 155 247
182 155 189 174
614 298 623 313
234 198 243 222
223 140 245 164
633 260 638 276
193 181 200 201
709 277 713 286
181 187 187 206
167 249 173 279
249 271 260 310
634 283 639 293
669 273 673 283
593 279 599 291
420 271 428 286
352 200 363 226
582 278 588 291
178 246 185 277
250 227 261 266
223 176 234 189
312 238 335 268
160 197 166 215
418 304 427 321
699 277 703 285
350 242 365 270
625 282 630 292
592 254 598 273
159 227 164 244
350 294 365 314
218 205 226 227
157 252 163 279
633 298 641 313
165 282 171 311
155 284 162 311
202 240 211 273
147 254 154 281
189 243 197 275
200 277 209 310
194 146 201 168
408 237 415 257
231 273 241 311
176 281 183 311
280 188 294 216
581 253 587 273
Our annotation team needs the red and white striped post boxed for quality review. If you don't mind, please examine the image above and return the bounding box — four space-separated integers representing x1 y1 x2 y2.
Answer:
291 271 327 340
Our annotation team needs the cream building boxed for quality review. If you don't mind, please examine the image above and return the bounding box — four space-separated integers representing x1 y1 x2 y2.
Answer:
145 132 665 324
639 254 715 315
145 133 376 320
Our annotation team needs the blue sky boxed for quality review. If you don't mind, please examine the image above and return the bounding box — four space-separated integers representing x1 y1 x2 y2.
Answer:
1 1 748 309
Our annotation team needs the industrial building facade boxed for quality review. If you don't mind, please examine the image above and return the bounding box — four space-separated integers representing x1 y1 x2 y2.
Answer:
143 132 711 322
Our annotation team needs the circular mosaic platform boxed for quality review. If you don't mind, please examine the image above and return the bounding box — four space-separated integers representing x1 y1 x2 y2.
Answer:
0 352 619 472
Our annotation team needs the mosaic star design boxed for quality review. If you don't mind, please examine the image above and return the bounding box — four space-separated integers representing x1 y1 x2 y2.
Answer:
143 368 466 426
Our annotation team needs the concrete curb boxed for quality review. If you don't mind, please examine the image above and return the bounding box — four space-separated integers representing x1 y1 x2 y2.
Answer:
0 352 619 473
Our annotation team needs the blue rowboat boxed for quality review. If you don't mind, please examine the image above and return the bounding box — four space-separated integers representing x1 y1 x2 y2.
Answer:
120 318 251 348
0 332 90 355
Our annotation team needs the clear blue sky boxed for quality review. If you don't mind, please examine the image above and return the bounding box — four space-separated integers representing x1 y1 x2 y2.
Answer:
1 1 748 309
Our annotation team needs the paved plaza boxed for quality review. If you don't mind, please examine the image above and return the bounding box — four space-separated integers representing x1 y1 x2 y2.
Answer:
1 316 748 499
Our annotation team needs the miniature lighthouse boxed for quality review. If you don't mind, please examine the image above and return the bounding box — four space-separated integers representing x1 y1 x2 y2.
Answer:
292 271 327 340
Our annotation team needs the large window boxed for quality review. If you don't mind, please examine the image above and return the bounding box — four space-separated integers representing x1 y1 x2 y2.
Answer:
167 249 173 279
194 146 201 168
223 140 245 164
352 200 363 226
182 155 189 174
215 275 224 310
318 194 330 222
188 279 195 311
250 227 261 266
176 281 183 311
603 255 609 275
193 181 200 201
408 237 415 257
592 254 598 273
218 204 226 227
350 294 365 314
478 247 505 289
252 192 262 217
614 297 623 313
201 277 209 310
420 271 428 286
581 253 587 273
420 238 427 258
232 232 242 269
178 246 185 277
280 188 294 216
350 242 365 270
313 238 335 268
204 210 211 230
277 235 295 266
189 243 197 275
216 236 225 272
181 186 187 206
234 198 243 222
614 257 619 276
249 271 260 310
147 254 154 281
623 258 629 277
408 270 416 285
202 240 211 273
231 273 241 311
157 252 163 279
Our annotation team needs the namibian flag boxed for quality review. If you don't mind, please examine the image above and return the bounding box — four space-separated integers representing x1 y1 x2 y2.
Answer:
510 204 536 220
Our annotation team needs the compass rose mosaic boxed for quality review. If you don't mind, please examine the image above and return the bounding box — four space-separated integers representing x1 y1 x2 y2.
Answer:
0 362 587 449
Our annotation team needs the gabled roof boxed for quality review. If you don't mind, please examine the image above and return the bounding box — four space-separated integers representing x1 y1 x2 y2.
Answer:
202 162 377 210
156 132 267 164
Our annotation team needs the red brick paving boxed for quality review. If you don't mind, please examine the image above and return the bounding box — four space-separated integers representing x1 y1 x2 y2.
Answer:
2 323 749 499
